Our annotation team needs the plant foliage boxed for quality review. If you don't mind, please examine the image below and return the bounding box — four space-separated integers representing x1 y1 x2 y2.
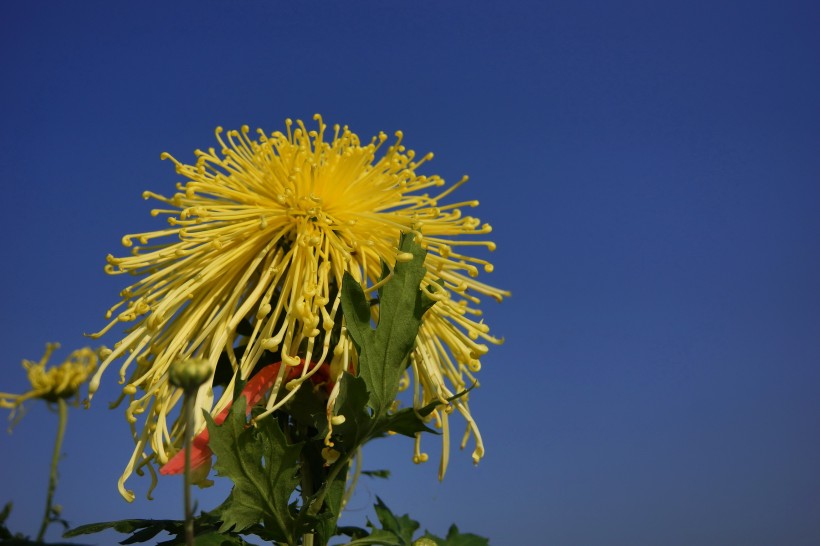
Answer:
62 234 489 545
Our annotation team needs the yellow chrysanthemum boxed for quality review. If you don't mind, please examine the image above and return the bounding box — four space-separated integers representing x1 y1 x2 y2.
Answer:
89 115 508 500
1 343 105 420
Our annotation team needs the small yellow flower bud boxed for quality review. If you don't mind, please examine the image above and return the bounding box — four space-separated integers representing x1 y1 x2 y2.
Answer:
413 539 437 546
168 358 211 392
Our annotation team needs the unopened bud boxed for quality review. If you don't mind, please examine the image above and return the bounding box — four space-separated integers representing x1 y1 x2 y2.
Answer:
168 358 211 392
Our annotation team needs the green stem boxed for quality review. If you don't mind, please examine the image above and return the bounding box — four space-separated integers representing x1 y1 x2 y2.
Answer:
307 452 352 519
340 448 361 511
183 393 195 546
309 416 381 521
36 397 68 542
298 425 316 546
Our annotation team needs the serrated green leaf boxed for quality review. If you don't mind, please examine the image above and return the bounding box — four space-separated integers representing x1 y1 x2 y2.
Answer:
0 533 83 546
0 502 11 525
330 372 374 450
372 497 420 544
358 497 488 546
66 518 179 545
361 469 391 479
337 525 370 538
343 528 405 546
189 532 250 546
119 522 168 544
422 524 490 546
377 383 476 438
64 513 254 546
379 407 438 438
64 519 159 537
341 233 434 414
154 531 253 546
207 396 301 543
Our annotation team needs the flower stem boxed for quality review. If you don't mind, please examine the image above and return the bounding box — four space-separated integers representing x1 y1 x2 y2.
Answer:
36 397 67 542
308 453 351 518
340 448 362 510
298 425 316 546
182 393 195 546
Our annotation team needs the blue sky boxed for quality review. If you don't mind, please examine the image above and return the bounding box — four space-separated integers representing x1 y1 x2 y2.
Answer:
1 1 819 544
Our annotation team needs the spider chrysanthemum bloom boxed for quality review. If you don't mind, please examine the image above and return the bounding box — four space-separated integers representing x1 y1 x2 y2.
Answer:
89 115 508 500
1 343 106 421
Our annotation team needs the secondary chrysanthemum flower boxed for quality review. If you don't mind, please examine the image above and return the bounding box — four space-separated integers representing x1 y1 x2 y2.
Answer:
89 115 508 500
1 343 106 421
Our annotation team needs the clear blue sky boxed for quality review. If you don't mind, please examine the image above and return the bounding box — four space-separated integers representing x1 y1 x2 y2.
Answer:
1 1 819 544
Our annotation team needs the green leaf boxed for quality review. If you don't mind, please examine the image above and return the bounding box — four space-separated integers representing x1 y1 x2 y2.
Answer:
379 407 438 438
64 512 260 545
372 497 420 545
120 523 167 544
335 498 418 545
187 532 250 546
422 525 490 546
1 502 16 541
361 469 391 479
337 525 370 539
330 372 375 451
343 529 404 545
344 498 490 546
207 396 301 543
64 519 159 538
341 233 434 414
377 383 476 438
0 533 87 546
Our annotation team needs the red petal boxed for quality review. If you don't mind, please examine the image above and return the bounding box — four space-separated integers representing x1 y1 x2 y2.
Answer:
159 360 337 476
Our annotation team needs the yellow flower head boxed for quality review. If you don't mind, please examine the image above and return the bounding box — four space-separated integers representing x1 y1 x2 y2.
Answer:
89 115 508 500
1 343 105 421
